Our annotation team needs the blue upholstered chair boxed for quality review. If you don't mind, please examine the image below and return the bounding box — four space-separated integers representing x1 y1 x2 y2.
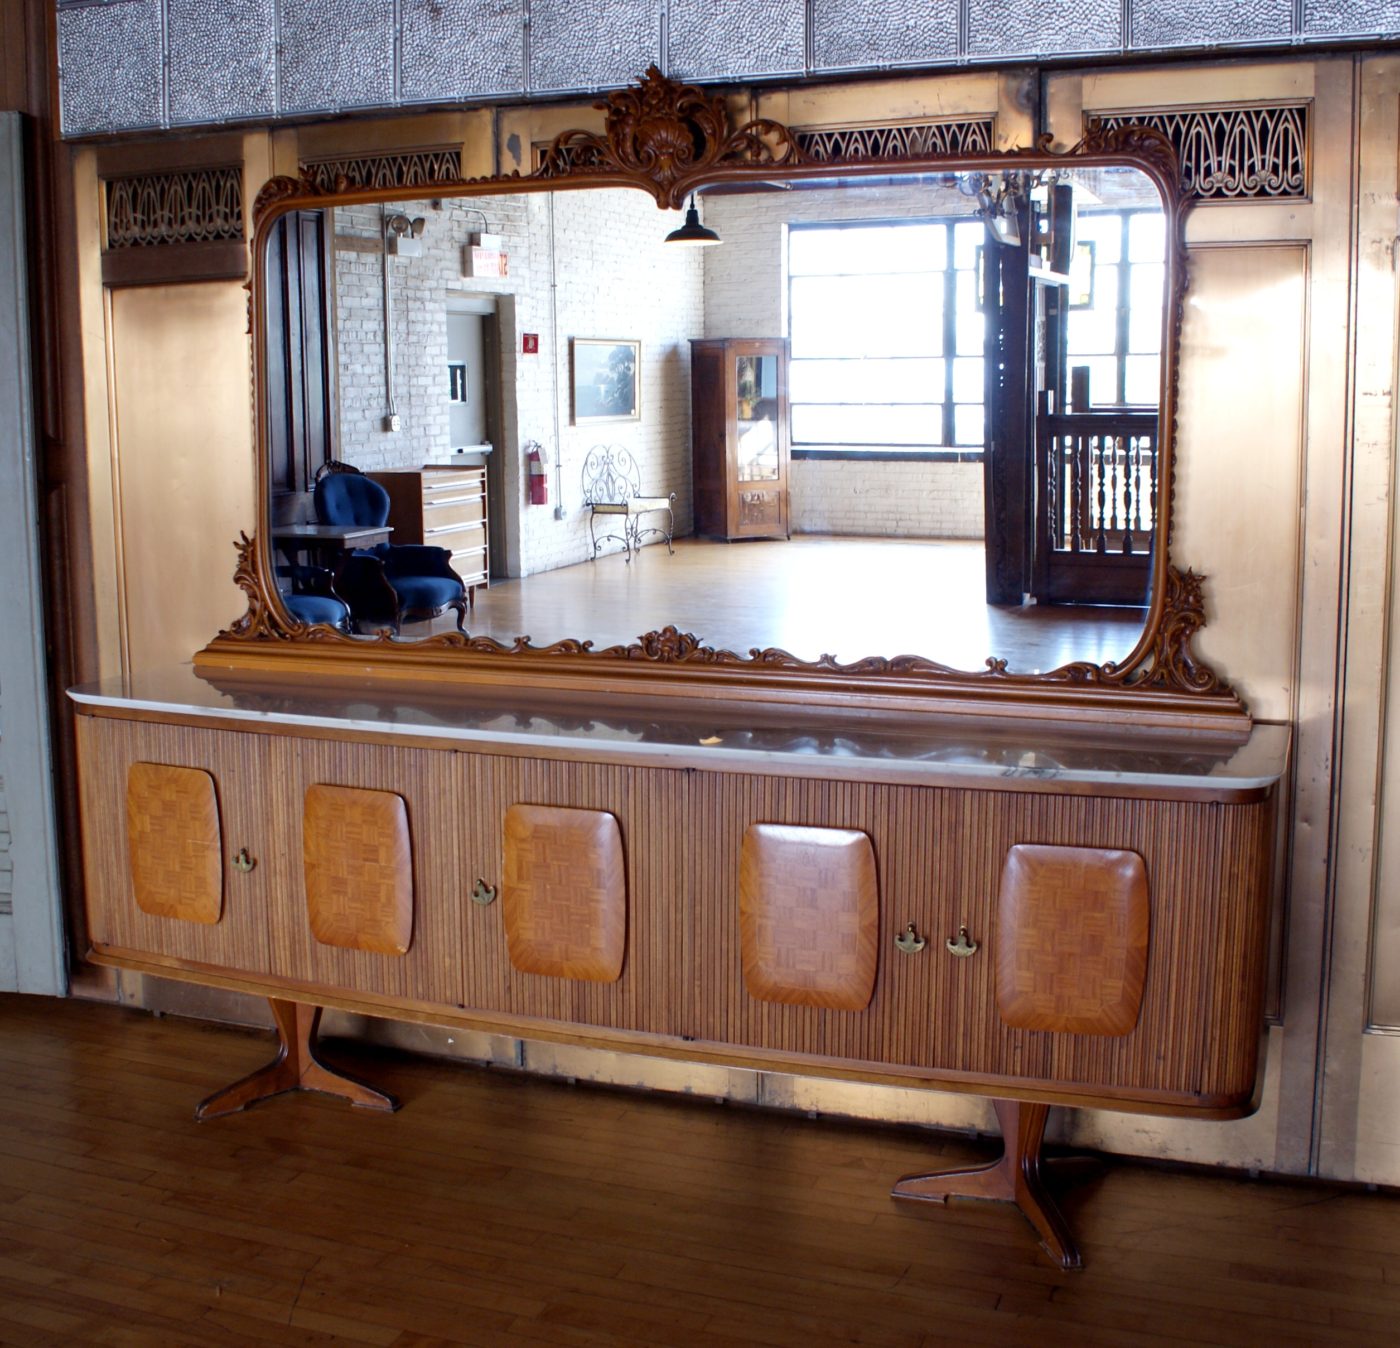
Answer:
283 590 352 630
314 467 392 530
313 463 467 635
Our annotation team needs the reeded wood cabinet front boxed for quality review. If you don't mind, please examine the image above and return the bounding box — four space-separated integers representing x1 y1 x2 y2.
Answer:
77 711 1275 1116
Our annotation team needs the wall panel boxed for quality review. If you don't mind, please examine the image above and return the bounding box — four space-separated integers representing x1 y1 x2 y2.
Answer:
107 283 255 675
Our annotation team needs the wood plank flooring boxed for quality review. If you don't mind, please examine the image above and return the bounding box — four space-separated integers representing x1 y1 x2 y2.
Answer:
1 993 1396 1347
402 537 1146 675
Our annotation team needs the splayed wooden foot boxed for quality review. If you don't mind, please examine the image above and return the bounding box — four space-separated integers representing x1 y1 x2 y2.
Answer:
196 998 398 1120
891 1098 1082 1270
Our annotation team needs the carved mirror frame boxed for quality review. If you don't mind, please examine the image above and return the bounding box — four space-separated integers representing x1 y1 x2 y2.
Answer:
197 67 1248 737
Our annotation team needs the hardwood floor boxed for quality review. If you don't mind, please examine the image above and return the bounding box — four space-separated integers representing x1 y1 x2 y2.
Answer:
401 537 1146 675
1 993 1396 1347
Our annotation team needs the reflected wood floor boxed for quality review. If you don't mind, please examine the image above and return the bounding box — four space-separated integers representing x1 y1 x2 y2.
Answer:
2 995 1396 1347
411 538 1145 675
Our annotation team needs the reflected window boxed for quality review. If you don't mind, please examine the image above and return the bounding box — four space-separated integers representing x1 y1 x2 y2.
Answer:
1065 209 1165 408
787 219 985 456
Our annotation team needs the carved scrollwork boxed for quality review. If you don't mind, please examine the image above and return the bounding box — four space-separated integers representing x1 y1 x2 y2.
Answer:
1131 566 1222 694
251 172 343 224
536 66 803 206
221 533 291 641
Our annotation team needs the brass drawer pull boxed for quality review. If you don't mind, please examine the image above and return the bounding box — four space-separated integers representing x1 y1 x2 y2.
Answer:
232 848 256 873
895 923 926 955
946 925 979 958
471 878 497 906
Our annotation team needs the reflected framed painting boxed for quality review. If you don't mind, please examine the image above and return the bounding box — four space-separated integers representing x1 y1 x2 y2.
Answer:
571 338 641 423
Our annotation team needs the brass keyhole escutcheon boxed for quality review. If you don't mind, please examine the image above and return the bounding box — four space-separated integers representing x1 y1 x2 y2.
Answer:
946 925 979 958
894 923 926 955
232 848 256 873
471 878 497 906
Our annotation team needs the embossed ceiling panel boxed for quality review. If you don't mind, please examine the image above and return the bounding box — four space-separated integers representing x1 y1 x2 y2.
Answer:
51 0 1400 137
168 0 277 125
1305 0 1400 33
280 0 396 114
1132 0 1293 47
967 0 1121 56
529 0 661 94
58 0 163 136
401 0 524 103
812 0 959 71
668 0 805 81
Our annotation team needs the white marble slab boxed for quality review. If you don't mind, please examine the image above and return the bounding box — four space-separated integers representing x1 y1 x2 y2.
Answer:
69 664 1289 795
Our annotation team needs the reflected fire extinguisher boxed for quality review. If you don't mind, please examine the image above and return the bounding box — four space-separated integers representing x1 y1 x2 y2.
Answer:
527 441 548 505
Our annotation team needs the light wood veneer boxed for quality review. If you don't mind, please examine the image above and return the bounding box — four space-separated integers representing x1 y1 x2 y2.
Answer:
76 698 1279 1267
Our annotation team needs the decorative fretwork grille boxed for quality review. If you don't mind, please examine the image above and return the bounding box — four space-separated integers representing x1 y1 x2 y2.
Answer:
1089 105 1309 200
793 118 995 162
533 141 608 173
300 147 464 193
104 167 244 249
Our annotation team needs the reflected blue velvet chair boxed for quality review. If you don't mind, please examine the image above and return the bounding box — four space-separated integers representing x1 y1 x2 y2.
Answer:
313 463 467 635
314 467 392 529
283 590 351 630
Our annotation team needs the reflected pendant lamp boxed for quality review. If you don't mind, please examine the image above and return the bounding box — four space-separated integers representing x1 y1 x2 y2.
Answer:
665 195 721 246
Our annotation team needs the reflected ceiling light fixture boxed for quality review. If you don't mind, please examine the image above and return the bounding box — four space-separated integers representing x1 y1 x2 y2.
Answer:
961 171 1025 248
664 194 722 246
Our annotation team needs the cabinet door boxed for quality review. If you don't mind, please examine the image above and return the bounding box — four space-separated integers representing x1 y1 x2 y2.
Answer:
266 736 464 1007
727 343 788 540
77 716 282 976
458 754 688 1036
690 773 1272 1109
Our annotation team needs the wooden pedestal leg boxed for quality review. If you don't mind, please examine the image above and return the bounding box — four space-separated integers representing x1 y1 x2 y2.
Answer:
890 1099 1082 1270
196 999 399 1121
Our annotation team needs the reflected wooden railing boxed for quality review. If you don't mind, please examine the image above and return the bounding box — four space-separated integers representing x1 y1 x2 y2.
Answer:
1035 410 1158 607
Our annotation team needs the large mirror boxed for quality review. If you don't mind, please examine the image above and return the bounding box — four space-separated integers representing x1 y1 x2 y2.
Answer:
206 72 1242 729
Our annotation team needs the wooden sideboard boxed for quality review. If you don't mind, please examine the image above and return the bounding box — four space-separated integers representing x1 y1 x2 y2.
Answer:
70 669 1286 1267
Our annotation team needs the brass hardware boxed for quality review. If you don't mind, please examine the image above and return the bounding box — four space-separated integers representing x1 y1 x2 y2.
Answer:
232 848 256 873
471 878 497 906
946 925 979 958
895 923 926 955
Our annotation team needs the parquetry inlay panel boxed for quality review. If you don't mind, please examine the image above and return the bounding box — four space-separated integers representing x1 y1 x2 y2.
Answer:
503 805 626 982
303 784 413 955
739 824 879 1012
996 843 1149 1036
126 762 224 924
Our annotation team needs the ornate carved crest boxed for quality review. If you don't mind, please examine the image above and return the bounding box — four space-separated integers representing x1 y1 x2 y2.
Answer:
536 66 803 206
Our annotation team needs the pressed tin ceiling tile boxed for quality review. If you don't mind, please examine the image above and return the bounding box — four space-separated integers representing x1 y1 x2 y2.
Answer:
279 0 396 115
401 0 525 103
1132 0 1293 47
529 0 661 94
1303 0 1400 33
168 0 276 125
59 0 163 135
668 0 805 81
968 0 1122 56
812 0 959 71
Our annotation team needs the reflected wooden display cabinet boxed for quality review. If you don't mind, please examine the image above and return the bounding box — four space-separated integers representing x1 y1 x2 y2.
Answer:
691 337 791 542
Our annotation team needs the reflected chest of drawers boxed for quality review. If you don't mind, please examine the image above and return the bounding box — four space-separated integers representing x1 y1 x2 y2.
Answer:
370 466 489 598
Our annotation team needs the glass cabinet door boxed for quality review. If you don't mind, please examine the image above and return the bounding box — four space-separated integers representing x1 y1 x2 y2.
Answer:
735 354 780 482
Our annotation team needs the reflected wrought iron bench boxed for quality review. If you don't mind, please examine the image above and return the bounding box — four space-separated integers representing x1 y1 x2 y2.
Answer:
581 444 675 563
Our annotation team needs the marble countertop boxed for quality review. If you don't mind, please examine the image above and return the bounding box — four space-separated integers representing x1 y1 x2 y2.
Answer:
70 665 1289 796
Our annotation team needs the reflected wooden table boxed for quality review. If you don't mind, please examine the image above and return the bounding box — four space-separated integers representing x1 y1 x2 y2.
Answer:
271 523 394 579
